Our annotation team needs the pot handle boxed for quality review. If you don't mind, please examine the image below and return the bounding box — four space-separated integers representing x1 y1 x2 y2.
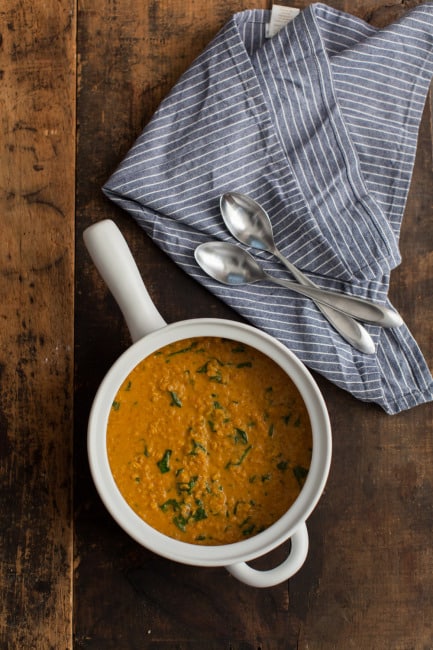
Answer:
83 220 166 343
225 523 309 588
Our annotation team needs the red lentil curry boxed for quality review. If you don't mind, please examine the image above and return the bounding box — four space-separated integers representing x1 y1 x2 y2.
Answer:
107 336 312 545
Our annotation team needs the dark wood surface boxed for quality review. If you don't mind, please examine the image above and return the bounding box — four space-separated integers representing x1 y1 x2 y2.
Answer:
1 1 433 647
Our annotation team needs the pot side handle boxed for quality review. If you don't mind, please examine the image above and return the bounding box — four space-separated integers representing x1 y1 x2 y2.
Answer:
83 219 166 343
225 523 309 588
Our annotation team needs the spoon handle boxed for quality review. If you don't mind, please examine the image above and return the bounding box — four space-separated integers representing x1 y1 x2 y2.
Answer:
313 303 375 353
267 273 402 328
272 249 375 352
273 248 319 288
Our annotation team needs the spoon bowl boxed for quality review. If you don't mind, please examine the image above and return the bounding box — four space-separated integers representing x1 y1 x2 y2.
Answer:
219 192 402 332
220 192 276 252
195 239 265 286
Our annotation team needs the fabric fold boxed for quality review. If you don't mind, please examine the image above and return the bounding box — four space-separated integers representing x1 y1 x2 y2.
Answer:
103 2 433 414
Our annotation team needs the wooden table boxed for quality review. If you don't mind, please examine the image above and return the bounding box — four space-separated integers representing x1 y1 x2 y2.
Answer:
1 1 432 647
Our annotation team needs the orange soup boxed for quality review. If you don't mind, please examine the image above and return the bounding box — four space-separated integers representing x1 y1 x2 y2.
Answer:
107 337 312 545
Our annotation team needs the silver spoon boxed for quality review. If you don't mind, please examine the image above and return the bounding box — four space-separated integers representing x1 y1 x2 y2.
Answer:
219 192 375 353
194 241 402 330
220 192 402 327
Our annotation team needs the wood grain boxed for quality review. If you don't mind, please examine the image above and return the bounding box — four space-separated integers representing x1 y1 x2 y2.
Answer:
74 1 433 647
1 0 433 647
0 1 75 647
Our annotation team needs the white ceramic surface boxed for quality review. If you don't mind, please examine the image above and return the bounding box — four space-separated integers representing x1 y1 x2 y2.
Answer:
84 220 332 588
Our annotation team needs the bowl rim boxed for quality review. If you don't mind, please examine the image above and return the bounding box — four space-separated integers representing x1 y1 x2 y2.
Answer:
88 317 332 567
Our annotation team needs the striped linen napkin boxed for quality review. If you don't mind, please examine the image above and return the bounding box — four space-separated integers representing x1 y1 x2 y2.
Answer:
103 2 433 414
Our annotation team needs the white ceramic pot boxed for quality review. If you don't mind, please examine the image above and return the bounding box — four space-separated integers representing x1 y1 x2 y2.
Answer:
84 220 332 588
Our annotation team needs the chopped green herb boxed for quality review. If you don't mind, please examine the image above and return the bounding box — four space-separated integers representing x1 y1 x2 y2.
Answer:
231 345 246 352
160 499 181 512
213 400 223 410
173 514 189 532
188 439 208 455
196 357 224 373
167 341 198 356
192 506 207 522
282 414 291 425
242 524 255 537
236 361 252 368
225 445 252 469
168 390 182 407
209 370 223 383
157 449 172 473
239 516 251 528
293 465 309 487
208 420 216 433
166 499 208 531
261 473 271 482
276 460 289 471
112 401 120 411
124 381 132 391
176 476 198 494
233 428 248 445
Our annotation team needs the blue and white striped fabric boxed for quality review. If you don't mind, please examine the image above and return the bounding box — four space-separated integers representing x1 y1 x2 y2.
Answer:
103 2 433 414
